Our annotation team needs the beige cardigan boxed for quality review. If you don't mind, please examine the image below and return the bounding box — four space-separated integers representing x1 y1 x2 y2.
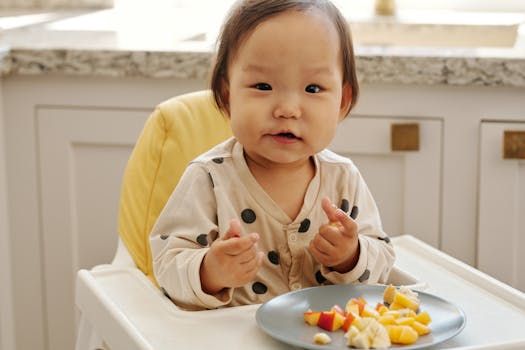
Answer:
150 138 395 310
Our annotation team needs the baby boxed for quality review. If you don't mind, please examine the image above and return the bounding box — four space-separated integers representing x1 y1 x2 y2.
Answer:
150 0 395 310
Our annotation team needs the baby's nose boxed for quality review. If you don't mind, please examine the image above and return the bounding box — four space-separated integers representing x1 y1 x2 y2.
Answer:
273 96 301 119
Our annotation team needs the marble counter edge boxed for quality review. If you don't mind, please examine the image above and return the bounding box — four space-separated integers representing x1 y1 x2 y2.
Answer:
1 47 525 88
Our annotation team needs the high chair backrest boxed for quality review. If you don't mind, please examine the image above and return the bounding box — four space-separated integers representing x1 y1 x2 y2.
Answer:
118 90 232 285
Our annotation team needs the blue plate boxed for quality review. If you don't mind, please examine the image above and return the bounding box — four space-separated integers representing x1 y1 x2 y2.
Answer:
256 284 466 349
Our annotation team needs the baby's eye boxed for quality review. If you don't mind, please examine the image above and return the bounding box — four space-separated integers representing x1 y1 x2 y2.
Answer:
253 83 272 91
305 84 321 93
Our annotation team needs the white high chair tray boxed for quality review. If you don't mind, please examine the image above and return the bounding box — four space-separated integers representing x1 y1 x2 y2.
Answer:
76 235 525 350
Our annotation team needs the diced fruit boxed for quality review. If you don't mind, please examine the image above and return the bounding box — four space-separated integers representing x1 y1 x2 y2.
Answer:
346 317 391 349
362 304 380 318
350 332 371 349
394 291 420 311
331 304 345 317
411 321 430 336
313 332 332 345
388 301 405 310
345 303 360 316
345 298 365 316
415 310 432 325
375 302 389 315
377 314 396 326
317 311 345 331
383 284 396 304
387 325 419 345
342 313 356 332
303 310 321 326
305 284 432 348
396 317 415 326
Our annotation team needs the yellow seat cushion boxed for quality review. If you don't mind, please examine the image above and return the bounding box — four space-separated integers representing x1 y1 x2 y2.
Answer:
118 90 232 285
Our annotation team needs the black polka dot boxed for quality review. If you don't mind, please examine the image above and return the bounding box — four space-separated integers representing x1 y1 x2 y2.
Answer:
196 234 208 246
160 234 169 240
298 218 310 233
358 269 370 282
241 209 256 224
315 270 327 284
252 282 267 294
268 251 280 265
378 236 391 244
340 199 349 213
212 157 224 164
350 205 359 220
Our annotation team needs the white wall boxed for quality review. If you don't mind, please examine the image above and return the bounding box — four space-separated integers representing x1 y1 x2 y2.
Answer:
0 81 15 350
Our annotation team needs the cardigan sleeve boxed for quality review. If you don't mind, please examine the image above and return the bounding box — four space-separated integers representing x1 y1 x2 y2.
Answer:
149 163 233 310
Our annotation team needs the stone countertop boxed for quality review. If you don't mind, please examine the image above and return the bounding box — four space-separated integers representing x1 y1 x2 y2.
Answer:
1 8 525 87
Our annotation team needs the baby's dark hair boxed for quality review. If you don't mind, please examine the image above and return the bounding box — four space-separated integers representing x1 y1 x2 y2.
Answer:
210 0 359 116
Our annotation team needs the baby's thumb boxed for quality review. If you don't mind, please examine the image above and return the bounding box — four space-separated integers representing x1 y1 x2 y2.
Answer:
223 219 242 239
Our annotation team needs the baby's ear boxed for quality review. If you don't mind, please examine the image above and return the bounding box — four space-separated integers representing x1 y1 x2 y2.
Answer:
339 83 353 120
219 79 231 117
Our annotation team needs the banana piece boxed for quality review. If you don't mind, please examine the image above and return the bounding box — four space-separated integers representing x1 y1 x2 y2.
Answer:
313 332 332 345
346 318 391 349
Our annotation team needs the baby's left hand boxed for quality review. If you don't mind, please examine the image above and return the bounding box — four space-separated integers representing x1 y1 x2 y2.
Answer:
308 197 359 273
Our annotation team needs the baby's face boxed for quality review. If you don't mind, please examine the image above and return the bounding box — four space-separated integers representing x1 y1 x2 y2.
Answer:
227 8 351 169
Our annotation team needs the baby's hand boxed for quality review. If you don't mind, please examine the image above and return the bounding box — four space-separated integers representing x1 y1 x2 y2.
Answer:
308 197 359 273
200 219 264 295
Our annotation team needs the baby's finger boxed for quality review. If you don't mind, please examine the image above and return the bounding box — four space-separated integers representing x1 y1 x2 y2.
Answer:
333 208 358 238
223 219 242 239
321 197 339 223
222 233 259 256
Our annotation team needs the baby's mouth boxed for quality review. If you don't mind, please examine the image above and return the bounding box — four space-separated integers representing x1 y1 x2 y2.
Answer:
276 132 299 139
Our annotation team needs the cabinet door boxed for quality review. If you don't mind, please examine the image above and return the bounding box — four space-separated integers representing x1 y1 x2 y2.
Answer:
330 116 442 247
478 121 525 292
37 107 149 350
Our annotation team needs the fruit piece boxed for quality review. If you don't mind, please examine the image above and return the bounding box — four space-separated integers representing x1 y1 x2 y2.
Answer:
375 302 389 315
346 317 391 349
342 312 356 332
387 325 419 345
388 301 405 310
411 321 430 336
345 303 360 316
383 284 396 304
303 310 321 326
362 304 380 318
377 314 396 326
317 311 345 331
415 310 432 325
331 304 346 317
396 317 415 326
398 326 419 344
394 291 420 311
351 332 371 349
313 332 332 345
345 298 365 316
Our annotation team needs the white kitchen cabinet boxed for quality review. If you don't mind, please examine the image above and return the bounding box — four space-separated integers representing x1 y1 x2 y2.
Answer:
3 75 525 350
0 81 16 350
330 116 442 247
478 121 525 292
3 75 207 350
37 107 149 350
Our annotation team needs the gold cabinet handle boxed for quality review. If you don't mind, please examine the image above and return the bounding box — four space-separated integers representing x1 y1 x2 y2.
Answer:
391 123 420 151
375 0 396 16
503 130 525 159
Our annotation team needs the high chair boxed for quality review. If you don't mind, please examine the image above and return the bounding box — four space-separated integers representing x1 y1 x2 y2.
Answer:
74 90 424 350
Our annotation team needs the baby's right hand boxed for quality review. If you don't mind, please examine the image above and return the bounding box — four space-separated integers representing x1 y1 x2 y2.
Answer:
200 219 264 295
